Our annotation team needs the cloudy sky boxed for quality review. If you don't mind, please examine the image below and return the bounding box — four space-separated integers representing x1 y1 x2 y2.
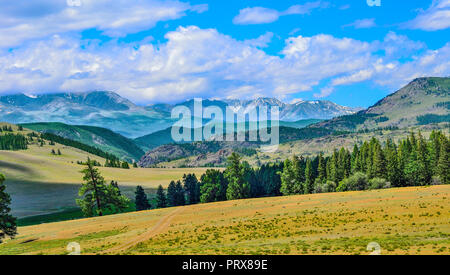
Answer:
0 0 449 107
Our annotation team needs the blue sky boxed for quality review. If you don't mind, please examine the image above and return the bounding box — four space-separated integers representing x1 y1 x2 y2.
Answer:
0 0 449 107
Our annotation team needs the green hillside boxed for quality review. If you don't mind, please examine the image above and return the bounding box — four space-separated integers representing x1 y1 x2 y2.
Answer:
21 122 144 162
317 77 449 131
135 119 323 151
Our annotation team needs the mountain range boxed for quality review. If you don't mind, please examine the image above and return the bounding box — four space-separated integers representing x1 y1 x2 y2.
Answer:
0 91 360 138
138 77 449 167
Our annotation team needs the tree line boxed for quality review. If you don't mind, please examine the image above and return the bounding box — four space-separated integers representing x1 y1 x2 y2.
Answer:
0 133 28 150
77 130 449 217
41 132 120 164
138 130 448 211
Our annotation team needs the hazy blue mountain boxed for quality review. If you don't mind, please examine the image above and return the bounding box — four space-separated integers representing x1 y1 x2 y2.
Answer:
0 91 174 138
0 91 358 138
164 97 360 121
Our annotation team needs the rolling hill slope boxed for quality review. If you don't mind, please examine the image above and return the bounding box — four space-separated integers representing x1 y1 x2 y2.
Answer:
0 185 448 255
21 122 144 162
316 77 450 131
0 123 210 218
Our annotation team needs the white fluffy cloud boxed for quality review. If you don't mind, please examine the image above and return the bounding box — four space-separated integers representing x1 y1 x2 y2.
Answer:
1 26 448 104
404 0 450 31
233 1 328 25
0 0 207 48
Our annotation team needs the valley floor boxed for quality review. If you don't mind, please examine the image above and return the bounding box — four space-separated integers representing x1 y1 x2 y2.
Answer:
0 185 448 255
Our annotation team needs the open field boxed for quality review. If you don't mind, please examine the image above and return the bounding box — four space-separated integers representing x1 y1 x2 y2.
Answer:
0 134 210 217
0 185 448 255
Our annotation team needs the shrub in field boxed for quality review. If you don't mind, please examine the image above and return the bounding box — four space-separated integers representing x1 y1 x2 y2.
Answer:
337 172 368 192
314 179 337 193
369 178 391 190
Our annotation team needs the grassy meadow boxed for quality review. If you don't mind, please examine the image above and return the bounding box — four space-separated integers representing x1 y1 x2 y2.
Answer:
0 125 210 218
0 185 448 255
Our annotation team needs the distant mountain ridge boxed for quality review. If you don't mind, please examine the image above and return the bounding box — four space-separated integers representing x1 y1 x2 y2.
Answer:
0 91 359 137
164 97 361 121
0 91 174 138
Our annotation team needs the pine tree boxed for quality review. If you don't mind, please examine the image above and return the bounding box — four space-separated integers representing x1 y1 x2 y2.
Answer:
57 149 62 155
183 174 200 204
416 132 431 185
200 169 228 203
175 180 186 206
429 130 442 175
135 186 151 211
167 181 178 206
0 174 16 243
155 185 167 208
437 136 449 185
304 158 314 194
133 162 138 168
385 139 403 187
317 153 326 184
225 153 250 200
76 158 129 217
292 155 305 194
280 158 296 195
371 142 387 179
121 162 130 169
328 150 339 183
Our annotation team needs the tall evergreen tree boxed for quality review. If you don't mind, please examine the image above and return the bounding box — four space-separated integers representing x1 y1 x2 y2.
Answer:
155 185 167 208
317 153 327 184
183 174 200 204
76 158 129 217
135 186 151 211
225 153 250 200
200 169 228 203
385 139 403 187
304 158 314 194
0 174 16 243
167 181 178 207
416 132 432 185
437 136 449 185
371 141 387 179
280 158 296 195
175 180 186 206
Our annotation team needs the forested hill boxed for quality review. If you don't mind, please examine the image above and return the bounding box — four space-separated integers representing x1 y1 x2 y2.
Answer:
21 122 144 162
315 77 450 132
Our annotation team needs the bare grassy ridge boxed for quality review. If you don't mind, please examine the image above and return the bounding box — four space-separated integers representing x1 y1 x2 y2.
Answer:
1 185 448 255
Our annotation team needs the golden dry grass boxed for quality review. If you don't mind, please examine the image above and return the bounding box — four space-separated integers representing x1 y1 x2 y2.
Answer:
1 185 448 255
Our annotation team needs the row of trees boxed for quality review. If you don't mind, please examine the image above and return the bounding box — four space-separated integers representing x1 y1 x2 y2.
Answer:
144 131 448 211
78 130 449 217
278 130 449 195
41 132 120 163
0 125 13 132
0 133 28 150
